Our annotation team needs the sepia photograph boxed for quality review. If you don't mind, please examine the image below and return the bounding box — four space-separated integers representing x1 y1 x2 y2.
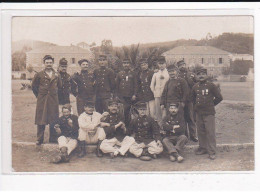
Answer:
10 15 254 172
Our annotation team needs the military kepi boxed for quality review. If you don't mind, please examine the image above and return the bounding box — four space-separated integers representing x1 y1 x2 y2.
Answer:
122 58 131 63
135 101 147 109
196 68 207 75
78 59 89 65
176 60 186 67
98 54 107 60
108 98 119 106
157 56 166 63
43 55 54 62
59 58 68 66
169 102 179 108
139 58 148 65
84 100 95 108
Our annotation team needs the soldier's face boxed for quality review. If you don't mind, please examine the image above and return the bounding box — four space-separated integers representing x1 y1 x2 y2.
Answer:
169 106 178 115
80 62 89 71
62 108 71 118
44 59 54 70
99 59 108 67
84 106 94 114
123 62 130 70
158 62 166 70
138 108 147 117
169 70 178 79
179 64 186 71
108 104 118 114
60 66 67 73
140 63 148 71
197 72 208 82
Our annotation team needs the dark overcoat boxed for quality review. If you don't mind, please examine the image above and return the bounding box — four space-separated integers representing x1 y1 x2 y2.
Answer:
32 70 62 125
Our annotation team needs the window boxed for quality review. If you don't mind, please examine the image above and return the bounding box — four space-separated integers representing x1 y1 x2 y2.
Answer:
219 58 223 64
72 58 75 64
201 58 204 64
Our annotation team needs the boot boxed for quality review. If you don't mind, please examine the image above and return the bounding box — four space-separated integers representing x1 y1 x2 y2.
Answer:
60 147 70 163
78 141 86 158
139 148 152 161
96 140 103 157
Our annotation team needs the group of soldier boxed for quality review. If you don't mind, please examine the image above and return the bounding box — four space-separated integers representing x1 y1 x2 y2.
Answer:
31 53 223 164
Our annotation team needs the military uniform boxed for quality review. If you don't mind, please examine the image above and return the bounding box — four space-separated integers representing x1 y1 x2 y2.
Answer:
93 67 116 113
128 114 163 157
116 68 137 126
137 68 155 118
71 70 95 115
162 107 188 155
100 109 135 156
32 63 62 144
160 77 189 112
177 60 198 141
55 114 79 156
191 70 223 156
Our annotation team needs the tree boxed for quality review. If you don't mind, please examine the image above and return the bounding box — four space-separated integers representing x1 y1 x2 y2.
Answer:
230 60 253 75
100 39 113 54
12 51 26 71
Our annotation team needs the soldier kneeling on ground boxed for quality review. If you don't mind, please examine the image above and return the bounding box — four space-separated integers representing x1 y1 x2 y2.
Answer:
77 100 106 158
162 103 188 163
99 99 135 158
128 101 163 161
51 104 79 164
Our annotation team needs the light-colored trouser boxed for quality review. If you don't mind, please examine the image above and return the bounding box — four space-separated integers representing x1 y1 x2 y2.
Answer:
78 127 106 144
154 97 166 126
146 100 156 119
58 136 78 155
129 140 163 157
100 136 135 155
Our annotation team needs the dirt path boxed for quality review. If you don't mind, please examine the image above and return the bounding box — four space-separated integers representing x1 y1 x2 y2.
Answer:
12 145 254 172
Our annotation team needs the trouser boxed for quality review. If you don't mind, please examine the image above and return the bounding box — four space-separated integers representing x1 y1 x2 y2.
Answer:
146 100 156 119
121 97 133 126
184 102 197 138
100 136 135 155
78 127 106 144
129 140 163 157
154 97 166 126
162 135 188 154
196 113 216 155
95 97 109 114
58 136 78 155
37 123 57 143
76 96 95 116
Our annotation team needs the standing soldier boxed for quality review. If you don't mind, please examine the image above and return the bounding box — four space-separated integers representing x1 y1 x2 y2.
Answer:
191 68 223 160
160 64 189 115
150 56 169 125
177 60 198 142
57 58 71 107
32 55 62 145
94 54 116 114
116 58 137 126
71 59 95 116
137 58 155 118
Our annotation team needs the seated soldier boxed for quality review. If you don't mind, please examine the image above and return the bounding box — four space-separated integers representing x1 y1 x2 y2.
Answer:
162 103 188 163
77 101 106 158
99 99 135 158
51 104 79 164
128 101 163 161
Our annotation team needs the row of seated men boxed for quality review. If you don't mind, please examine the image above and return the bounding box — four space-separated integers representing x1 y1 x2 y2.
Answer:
51 99 187 163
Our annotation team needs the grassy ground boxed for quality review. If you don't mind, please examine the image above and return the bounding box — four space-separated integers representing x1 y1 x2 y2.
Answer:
12 80 254 144
12 144 254 172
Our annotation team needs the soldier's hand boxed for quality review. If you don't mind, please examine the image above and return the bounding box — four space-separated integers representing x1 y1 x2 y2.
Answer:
54 124 60 129
181 102 185 107
55 127 61 135
68 119 73 126
161 105 165 109
100 122 110 127
140 143 146 148
173 125 180 129
102 112 109 117
132 95 136 101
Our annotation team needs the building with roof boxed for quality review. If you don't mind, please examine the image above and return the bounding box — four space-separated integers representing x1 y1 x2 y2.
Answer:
163 46 231 76
26 45 94 72
229 53 253 61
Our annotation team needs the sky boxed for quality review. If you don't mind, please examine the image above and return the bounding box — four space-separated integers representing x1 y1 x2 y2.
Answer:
12 16 254 47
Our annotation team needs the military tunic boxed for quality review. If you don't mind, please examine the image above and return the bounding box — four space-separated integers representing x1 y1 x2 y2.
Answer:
160 78 189 108
58 72 72 105
137 69 155 102
55 114 79 139
71 70 95 115
129 115 161 144
94 67 116 113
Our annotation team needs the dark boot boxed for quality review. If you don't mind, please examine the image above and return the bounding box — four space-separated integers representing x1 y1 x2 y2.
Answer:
60 147 70 163
78 141 86 158
96 140 103 157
